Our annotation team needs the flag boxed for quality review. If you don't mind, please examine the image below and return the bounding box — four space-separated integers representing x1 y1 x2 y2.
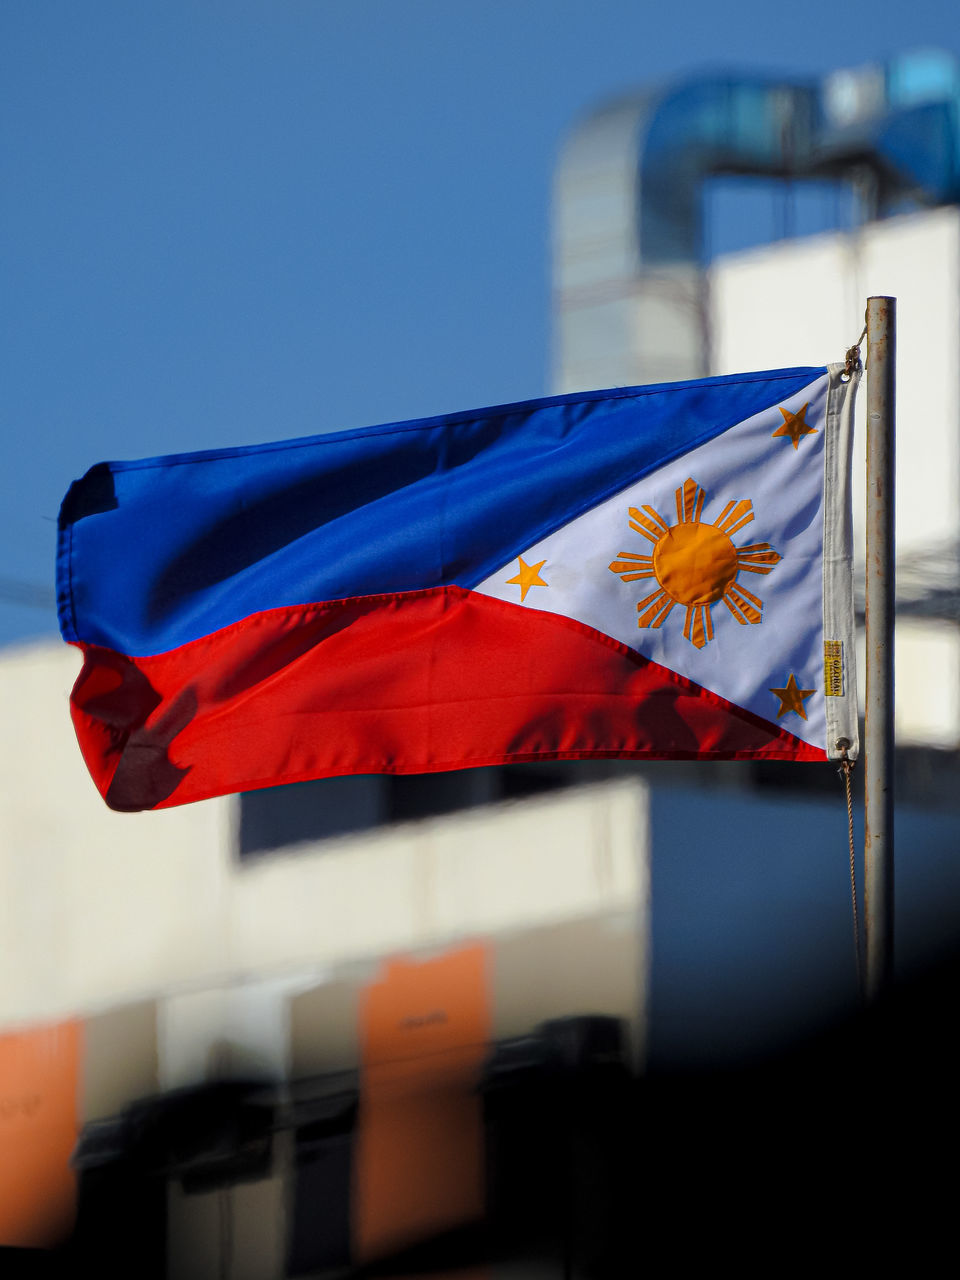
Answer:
57 365 859 811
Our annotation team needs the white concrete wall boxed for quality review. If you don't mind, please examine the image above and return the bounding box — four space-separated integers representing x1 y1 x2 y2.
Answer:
0 642 233 1026
0 641 649 1033
710 206 960 557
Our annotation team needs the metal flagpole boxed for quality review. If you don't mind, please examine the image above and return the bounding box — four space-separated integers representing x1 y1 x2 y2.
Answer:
864 296 896 1004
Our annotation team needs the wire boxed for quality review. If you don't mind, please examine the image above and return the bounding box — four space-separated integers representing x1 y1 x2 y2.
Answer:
0 576 56 611
837 740 864 1004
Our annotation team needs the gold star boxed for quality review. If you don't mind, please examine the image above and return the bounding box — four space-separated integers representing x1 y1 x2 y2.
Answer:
506 556 548 603
771 402 817 450
770 673 816 721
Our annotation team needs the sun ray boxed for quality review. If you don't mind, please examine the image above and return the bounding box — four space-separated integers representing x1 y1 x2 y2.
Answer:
725 512 755 537
682 603 712 649
628 508 665 542
723 593 749 624
609 552 654 581
731 593 762 623
717 499 753 534
723 586 762 624
637 589 675 628
629 506 669 541
733 584 763 609
677 479 701 524
715 500 736 527
737 547 781 575
610 567 654 581
649 598 676 628
738 548 780 561
642 505 670 531
637 586 666 609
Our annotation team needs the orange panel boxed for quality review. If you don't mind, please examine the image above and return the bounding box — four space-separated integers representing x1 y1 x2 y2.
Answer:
354 943 490 1264
0 1020 80 1248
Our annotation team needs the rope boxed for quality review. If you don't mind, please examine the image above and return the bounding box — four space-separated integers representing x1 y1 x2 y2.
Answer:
838 321 866 999
844 323 867 379
837 739 864 1002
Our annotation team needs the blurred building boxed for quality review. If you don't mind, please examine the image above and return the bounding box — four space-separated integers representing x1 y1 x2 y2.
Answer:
4 641 959 1275
4 47 960 1278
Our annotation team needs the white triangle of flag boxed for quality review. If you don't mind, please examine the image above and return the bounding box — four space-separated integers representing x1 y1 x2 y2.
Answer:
476 373 832 750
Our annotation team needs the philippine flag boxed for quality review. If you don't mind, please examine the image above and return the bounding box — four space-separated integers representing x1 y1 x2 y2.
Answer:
57 365 859 812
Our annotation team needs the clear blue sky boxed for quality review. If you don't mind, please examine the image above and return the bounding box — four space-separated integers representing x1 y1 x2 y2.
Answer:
2 0 957 649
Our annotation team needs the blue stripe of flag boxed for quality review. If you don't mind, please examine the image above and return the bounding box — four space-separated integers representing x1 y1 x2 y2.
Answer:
58 367 824 655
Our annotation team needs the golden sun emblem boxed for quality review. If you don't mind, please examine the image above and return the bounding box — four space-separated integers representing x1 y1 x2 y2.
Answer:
608 477 782 649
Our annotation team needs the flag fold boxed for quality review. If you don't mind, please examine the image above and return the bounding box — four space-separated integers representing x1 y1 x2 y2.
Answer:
57 366 859 810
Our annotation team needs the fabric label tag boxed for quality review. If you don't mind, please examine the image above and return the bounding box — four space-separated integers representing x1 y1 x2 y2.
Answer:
824 640 844 696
